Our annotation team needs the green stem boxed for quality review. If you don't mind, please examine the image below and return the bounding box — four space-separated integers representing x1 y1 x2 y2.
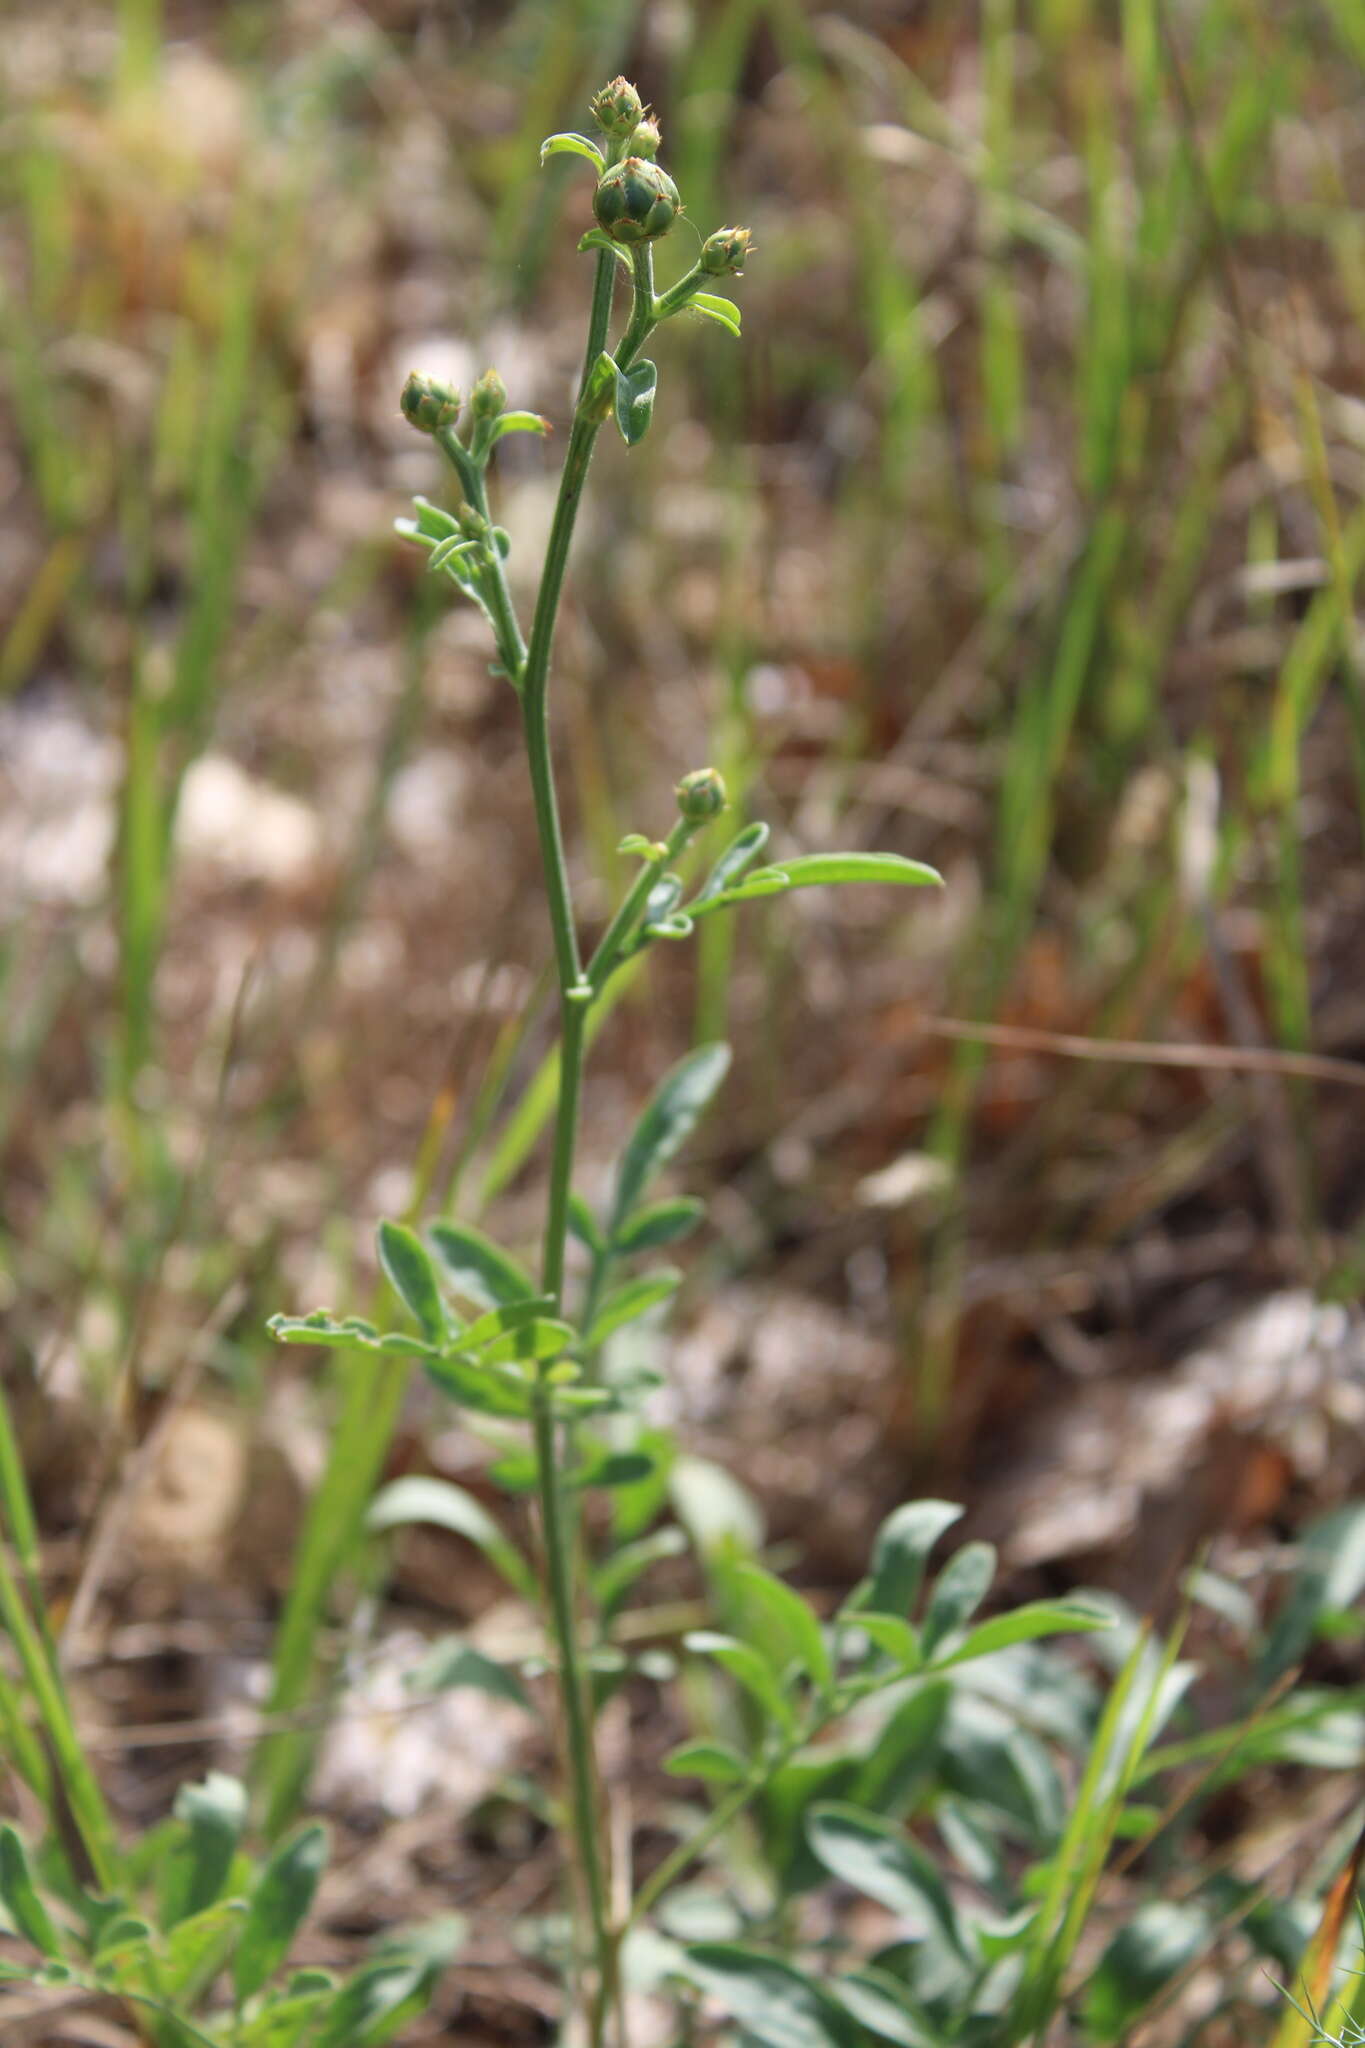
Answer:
588 816 695 995
515 240 661 2048
436 428 526 683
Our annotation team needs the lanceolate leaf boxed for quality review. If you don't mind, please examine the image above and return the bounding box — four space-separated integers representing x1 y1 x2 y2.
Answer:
858 1500 964 1620
805 1805 968 1954
614 1196 705 1253
684 1631 795 1732
377 1221 446 1344
920 1541 996 1655
689 292 743 337
427 1223 536 1310
929 1600 1111 1669
688 851 942 925
0 1826 62 1957
585 1270 681 1348
234 1824 328 2003
366 1477 536 1602
160 1771 248 1928
540 131 605 170
422 1353 534 1419
611 1043 732 1232
730 1562 832 1691
684 1944 861 2048
695 821 770 903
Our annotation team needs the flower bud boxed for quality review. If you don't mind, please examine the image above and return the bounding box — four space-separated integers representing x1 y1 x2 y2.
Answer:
401 371 461 434
699 225 753 277
590 76 644 140
592 157 681 246
470 367 507 419
627 116 662 160
675 767 728 824
456 502 490 543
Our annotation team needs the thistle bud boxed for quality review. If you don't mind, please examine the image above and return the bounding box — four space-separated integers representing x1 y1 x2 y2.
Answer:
470 367 507 419
627 116 662 161
590 75 644 140
675 767 728 824
699 225 753 276
401 371 461 435
592 157 681 246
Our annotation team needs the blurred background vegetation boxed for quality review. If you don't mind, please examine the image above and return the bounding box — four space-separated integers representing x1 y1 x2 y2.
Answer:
3 0 1365 2033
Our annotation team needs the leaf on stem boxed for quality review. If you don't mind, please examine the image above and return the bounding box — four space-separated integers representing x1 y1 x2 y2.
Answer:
920 1541 997 1656
684 1631 796 1733
427 1223 537 1311
0 1826 63 1957
695 821 770 903
664 1740 750 1785
540 132 606 170
684 1945 861 2048
490 410 552 443
851 1500 963 1621
233 1825 328 2003
611 1043 732 1233
689 291 743 337
377 1221 448 1344
367 1476 536 1603
159 1772 248 1929
928 1600 1112 1669
585 1270 682 1348
614 358 658 445
728 1561 833 1691
614 1196 705 1253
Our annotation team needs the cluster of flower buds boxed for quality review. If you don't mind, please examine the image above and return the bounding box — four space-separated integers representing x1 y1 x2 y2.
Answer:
400 371 462 435
589 75 644 140
469 367 507 420
700 226 753 277
592 156 682 246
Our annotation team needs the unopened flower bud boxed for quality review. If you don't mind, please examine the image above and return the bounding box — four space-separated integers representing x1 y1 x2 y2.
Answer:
470 368 507 419
699 225 753 276
627 116 662 160
456 503 490 543
676 767 728 824
590 76 644 140
401 371 461 434
593 157 681 246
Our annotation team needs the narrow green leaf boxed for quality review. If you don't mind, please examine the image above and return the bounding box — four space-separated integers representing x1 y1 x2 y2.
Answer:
490 410 552 442
744 852 942 894
671 1454 764 1557
689 292 743 337
731 1562 832 1690
685 1944 860 2048
854 1614 922 1673
160 1771 248 1928
407 1639 531 1712
366 1477 536 1602
614 358 658 445
311 1957 432 2048
858 1500 963 1620
540 131 605 169
161 1900 248 2000
377 1220 446 1343
236 1983 332 2047
611 1044 732 1232
567 1192 605 1253
615 1196 705 1253
930 1600 1111 1669
694 821 770 903
427 1223 536 1310
459 1296 557 1350
921 1541 996 1655
806 1805 968 1954
480 1317 574 1366
422 1353 534 1418
0 1827 62 1956
835 1967 937 2046
578 228 634 270
684 1630 795 1732
233 1824 328 2003
1082 1901 1210 2041
592 1522 686 1614
267 1311 385 1350
664 1740 750 1785
585 1270 681 1348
